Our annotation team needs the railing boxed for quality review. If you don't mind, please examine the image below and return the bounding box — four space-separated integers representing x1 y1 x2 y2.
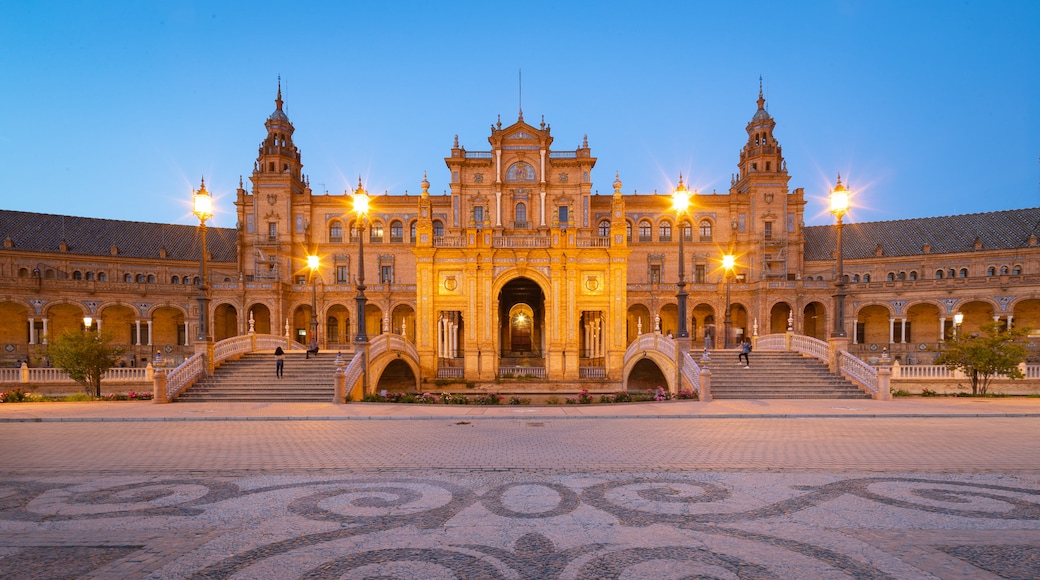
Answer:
755 333 787 351
579 367 605 378
342 353 365 398
26 367 70 382
256 334 290 351
791 334 830 363
625 333 676 363
213 335 254 364
100 367 149 382
839 350 878 396
890 362 1040 380
499 366 546 378
367 333 418 362
0 368 20 383
681 351 701 394
433 235 466 247
493 235 550 248
548 151 577 158
437 367 465 379
464 151 493 159
576 236 610 248
165 353 203 401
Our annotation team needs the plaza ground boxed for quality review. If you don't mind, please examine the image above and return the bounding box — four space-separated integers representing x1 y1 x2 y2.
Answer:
0 399 1038 578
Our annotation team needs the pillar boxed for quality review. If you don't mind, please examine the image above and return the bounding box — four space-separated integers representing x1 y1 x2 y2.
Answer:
900 317 907 343
42 318 48 345
888 318 894 344
495 191 502 227
939 316 946 342
147 320 153 345
135 320 142 346
27 317 35 345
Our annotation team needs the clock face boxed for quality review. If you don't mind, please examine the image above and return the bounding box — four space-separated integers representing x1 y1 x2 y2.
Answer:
614 209 621 217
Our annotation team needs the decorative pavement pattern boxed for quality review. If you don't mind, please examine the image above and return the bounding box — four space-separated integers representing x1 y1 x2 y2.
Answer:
0 470 1038 578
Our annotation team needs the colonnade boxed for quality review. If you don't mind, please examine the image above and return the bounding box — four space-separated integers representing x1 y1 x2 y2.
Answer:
24 316 189 346
437 312 460 359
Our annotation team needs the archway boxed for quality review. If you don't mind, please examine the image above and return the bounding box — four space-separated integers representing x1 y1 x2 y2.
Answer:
659 303 678 337
248 303 272 335
906 303 941 346
292 305 313 344
391 304 416 342
627 358 668 392
498 277 545 361
0 301 29 365
770 302 793 334
803 302 826 340
626 304 652 345
375 359 418 393
213 304 238 341
692 303 715 347
857 305 891 347
957 301 994 336
152 306 184 348
728 303 749 346
364 304 383 338
99 304 135 346
326 304 350 348
46 303 87 341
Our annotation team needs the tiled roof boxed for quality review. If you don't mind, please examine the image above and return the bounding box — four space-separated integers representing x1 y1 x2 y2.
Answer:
0 210 238 262
804 208 1040 261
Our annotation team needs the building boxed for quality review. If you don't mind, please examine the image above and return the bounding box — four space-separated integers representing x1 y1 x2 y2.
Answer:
2 85 1038 392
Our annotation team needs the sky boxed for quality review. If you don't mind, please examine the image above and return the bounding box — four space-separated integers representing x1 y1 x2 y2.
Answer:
2 1 1038 228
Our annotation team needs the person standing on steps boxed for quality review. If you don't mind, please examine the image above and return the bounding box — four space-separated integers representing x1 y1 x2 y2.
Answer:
275 346 285 378
738 338 751 368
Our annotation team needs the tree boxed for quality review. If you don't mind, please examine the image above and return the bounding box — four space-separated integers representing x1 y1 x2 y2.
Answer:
933 321 1029 395
48 330 126 398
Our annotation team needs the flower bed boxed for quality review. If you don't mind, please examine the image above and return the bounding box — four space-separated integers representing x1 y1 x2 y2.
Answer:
361 387 697 405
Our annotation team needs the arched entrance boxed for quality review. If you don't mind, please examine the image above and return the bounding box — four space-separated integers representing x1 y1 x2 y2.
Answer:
391 304 416 342
627 358 668 392
498 277 545 363
248 303 271 335
99 304 135 347
0 301 29 365
326 304 350 348
375 359 418 393
626 304 652 344
692 303 715 347
213 304 238 341
857 304 892 347
659 303 678 337
770 302 793 334
803 302 826 339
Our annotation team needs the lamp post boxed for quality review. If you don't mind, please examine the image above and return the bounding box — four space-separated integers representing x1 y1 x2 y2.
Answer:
671 176 691 340
83 316 93 332
192 178 213 343
722 254 735 349
307 254 320 346
829 175 850 338
353 179 370 343
953 312 964 339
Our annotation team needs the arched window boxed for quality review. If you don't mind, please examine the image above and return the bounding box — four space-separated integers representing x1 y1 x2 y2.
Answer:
124 273 133 283
682 222 692 242
897 271 906 281
72 271 82 280
935 269 944 279
887 272 895 282
948 268 956 278
193 276 200 285
909 271 917 281
658 221 672 242
369 221 384 243
598 220 610 237
390 221 403 242
505 161 536 182
147 274 156 283
515 203 527 227
183 276 192 285
638 220 652 242
863 273 870 282
329 221 343 243
18 268 29 278
960 268 969 278
97 272 106 282
987 266 996 276
85 271 94 281
699 220 713 241
1000 265 1009 275
852 274 860 282
171 276 180 284
1013 265 1022 275
433 220 444 236
626 221 632 242
409 221 417 243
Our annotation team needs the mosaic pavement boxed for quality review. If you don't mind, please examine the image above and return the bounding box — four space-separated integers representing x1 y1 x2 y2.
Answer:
0 470 1038 578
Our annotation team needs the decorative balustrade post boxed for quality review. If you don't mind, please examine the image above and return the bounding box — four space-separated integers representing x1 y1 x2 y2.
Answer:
698 366 712 402
153 369 168 404
877 364 892 401
20 362 29 384
333 352 346 404
145 362 154 382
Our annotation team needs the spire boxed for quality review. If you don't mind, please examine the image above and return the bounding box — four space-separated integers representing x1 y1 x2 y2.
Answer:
757 75 765 111
276 76 284 112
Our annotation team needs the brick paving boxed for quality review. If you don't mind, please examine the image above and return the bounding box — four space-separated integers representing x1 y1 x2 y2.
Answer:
0 401 1038 578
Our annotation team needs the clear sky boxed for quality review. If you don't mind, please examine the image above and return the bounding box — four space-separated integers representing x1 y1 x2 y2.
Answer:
3 1 1038 228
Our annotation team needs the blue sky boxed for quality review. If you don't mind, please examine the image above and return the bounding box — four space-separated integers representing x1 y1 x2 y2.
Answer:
3 1 1038 228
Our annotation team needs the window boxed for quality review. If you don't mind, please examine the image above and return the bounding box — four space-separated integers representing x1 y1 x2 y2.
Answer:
515 202 527 227
329 221 343 243
638 220 652 242
327 316 339 343
97 272 106 282
763 221 773 240
695 264 706 283
1000 265 1009 275
433 220 444 236
658 221 672 242
598 220 610 237
959 268 968 278
136 274 146 283
852 274 860 282
124 273 132 283
863 273 870 282
1013 265 1022 275
380 265 393 283
390 221 403 242
85 271 94 281
909 271 917 281
337 266 348 283
147 274 155 283
887 272 895 282
649 265 661 284
18 268 28 278
948 268 955 278
171 276 180 284
268 222 277 241
294 275 306 284
935 270 944 279
473 206 484 224
409 221 417 243
370 222 384 243
897 271 906 281
558 206 569 225
987 266 996 276
184 276 192 285
682 222 692 242
626 222 632 242
699 220 712 241
72 271 82 280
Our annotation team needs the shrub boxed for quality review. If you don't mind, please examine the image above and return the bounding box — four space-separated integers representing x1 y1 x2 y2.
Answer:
545 396 562 405
611 391 632 403
891 388 911 397
0 388 31 403
474 392 502 405
575 389 593 404
599 394 616 403
676 388 697 400
508 395 530 405
416 392 440 404
920 388 939 397
63 392 93 402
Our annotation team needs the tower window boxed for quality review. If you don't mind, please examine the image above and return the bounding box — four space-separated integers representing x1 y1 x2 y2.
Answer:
337 266 348 283
598 220 610 237
515 202 527 227
638 220 652 242
649 265 661 284
390 221 403 242
699 220 712 242
329 221 343 243
658 221 672 242
763 221 773 240
766 161 771 171
433 220 444 236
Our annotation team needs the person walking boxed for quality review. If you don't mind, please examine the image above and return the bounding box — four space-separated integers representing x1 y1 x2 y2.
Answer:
738 338 751 368
274 346 285 378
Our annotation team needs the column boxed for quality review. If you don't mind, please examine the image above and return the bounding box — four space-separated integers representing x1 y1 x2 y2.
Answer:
496 150 502 183
184 322 191 346
147 320 153 346
28 318 35 345
42 318 49 345
96 319 102 334
900 317 907 343
450 316 458 358
539 191 546 226
939 317 946 342
495 191 502 227
888 318 894 344
135 320 142 345
1007 315 1014 330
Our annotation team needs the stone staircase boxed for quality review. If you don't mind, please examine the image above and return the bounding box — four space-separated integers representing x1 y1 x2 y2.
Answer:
702 350 870 399
177 351 345 402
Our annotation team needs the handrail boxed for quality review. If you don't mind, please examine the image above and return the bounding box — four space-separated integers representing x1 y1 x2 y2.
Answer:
680 350 701 394
754 333 787 351
624 332 676 362
165 353 204 401
367 333 419 363
839 350 878 396
342 352 365 397
213 335 253 364
790 334 830 363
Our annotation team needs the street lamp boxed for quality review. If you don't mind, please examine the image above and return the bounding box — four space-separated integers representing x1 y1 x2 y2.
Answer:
722 253 735 349
307 254 320 345
671 176 691 340
829 174 850 338
83 316 93 331
953 312 964 339
192 178 213 343
353 178 370 343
